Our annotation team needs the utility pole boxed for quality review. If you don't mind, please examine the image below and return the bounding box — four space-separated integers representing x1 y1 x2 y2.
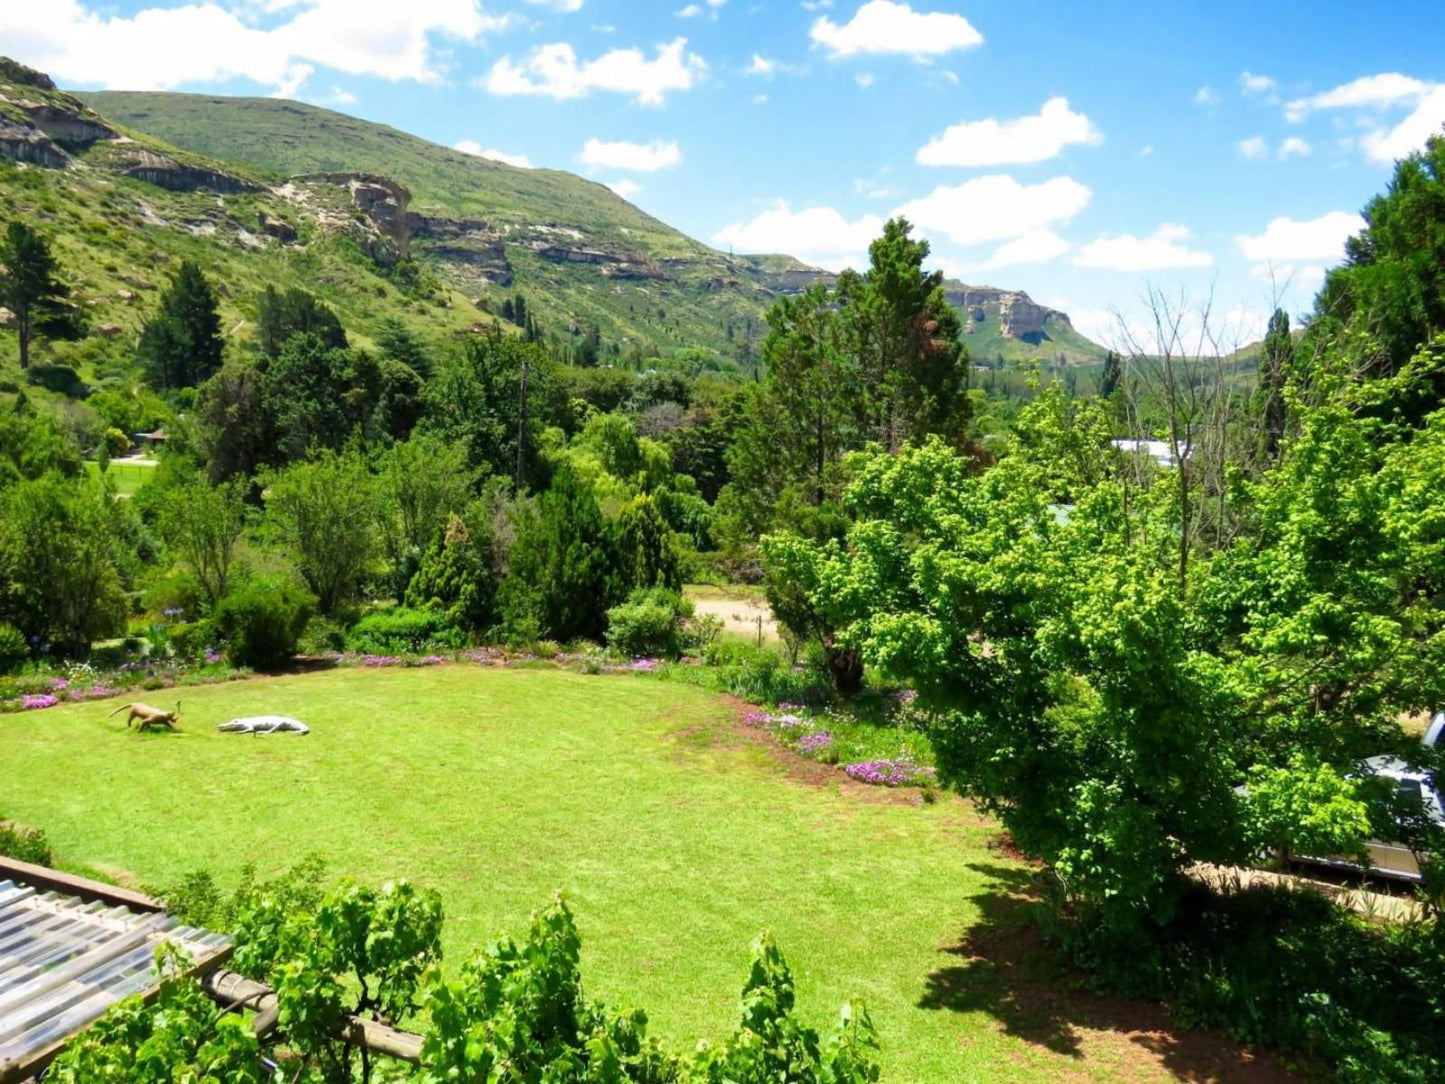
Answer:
515 352 529 489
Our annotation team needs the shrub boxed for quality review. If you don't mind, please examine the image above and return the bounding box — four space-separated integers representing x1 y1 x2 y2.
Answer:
605 587 693 658
167 620 213 660
345 607 466 655
0 623 27 674
0 821 54 866
212 581 315 670
25 363 89 399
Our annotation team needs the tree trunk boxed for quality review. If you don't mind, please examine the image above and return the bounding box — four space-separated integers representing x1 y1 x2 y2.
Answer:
824 637 864 696
16 308 29 370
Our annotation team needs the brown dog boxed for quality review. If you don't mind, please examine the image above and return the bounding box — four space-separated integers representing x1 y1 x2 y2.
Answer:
108 701 181 732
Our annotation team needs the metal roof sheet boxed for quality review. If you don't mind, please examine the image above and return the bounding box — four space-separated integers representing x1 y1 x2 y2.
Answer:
0 879 230 1082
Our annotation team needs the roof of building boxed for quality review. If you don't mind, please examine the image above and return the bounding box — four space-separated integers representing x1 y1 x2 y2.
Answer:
0 876 230 1081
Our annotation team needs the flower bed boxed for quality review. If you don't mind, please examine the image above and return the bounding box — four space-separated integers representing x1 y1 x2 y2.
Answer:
843 758 936 788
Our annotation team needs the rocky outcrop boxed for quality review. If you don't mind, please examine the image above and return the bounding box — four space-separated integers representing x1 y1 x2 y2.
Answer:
118 148 262 194
533 242 663 280
297 172 411 264
0 116 70 167
999 294 1051 340
0 58 54 91
944 282 1069 343
257 212 297 243
24 104 115 147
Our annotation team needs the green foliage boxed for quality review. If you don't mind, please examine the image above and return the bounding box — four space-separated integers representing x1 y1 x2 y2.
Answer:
138 259 224 389
24 363 88 398
0 219 80 369
154 475 248 606
1315 134 1445 394
404 499 506 633
264 449 378 615
345 606 465 655
255 285 348 359
502 462 622 642
212 579 315 670
47 946 266 1084
606 587 693 658
616 494 682 590
0 621 27 673
0 820 53 865
374 433 475 597
0 473 128 653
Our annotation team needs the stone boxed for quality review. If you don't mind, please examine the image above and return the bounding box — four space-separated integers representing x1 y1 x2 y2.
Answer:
96 323 123 339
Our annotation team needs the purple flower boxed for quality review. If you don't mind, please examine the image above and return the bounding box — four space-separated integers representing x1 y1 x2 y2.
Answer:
363 654 403 667
744 711 771 725
778 701 804 711
798 731 833 753
204 649 223 664
623 658 660 672
774 713 808 729
21 694 59 711
50 677 70 691
163 607 185 619
87 685 122 699
416 654 447 666
843 758 936 787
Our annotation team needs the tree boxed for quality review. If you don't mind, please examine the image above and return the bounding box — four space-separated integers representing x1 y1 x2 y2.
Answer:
193 359 271 481
264 450 377 615
1257 309 1292 460
842 217 970 450
0 475 128 653
1098 349 1122 401
500 462 621 641
155 477 248 606
139 260 224 389
0 221 80 369
255 285 347 359
375 316 432 378
374 434 475 595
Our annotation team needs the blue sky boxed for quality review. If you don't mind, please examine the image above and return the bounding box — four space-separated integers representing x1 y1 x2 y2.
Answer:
5 0 1444 346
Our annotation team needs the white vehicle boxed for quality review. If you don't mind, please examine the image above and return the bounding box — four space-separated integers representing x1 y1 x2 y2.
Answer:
1296 713 1444 883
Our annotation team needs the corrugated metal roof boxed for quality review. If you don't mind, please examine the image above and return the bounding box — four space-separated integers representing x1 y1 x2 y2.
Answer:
0 878 230 1081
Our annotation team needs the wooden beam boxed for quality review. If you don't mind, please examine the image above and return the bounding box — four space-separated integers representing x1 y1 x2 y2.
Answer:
0 855 163 912
202 969 424 1063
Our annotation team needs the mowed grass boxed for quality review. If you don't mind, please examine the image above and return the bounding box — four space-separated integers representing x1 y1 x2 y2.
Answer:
84 460 155 496
0 667 1261 1082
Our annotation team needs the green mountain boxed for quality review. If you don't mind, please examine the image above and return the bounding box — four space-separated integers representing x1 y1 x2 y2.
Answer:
0 58 1107 381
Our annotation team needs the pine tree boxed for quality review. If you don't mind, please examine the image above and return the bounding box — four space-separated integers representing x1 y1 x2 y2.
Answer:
1258 309 1292 460
0 221 78 370
1099 350 1122 400
139 260 224 388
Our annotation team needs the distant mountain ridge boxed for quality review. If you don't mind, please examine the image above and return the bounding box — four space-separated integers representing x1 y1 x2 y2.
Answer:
0 59 1107 365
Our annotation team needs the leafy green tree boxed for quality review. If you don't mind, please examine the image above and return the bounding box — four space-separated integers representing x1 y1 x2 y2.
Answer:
138 260 224 389
193 359 271 481
501 462 621 641
1257 309 1292 459
616 494 682 590
211 579 315 670
374 315 433 378
264 449 378 615
155 476 249 606
0 474 128 653
1312 134 1445 408
254 285 347 359
375 434 474 594
0 220 80 369
425 331 560 484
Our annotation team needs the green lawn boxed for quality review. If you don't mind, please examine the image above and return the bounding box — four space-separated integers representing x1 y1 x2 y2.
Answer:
84 459 155 496
0 666 1276 1082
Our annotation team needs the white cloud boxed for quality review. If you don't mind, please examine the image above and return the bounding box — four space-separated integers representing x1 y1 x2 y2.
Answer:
1194 85 1218 105
1249 262 1328 294
1236 211 1364 263
810 1 983 60
580 137 681 172
896 174 1092 247
916 97 1101 167
1278 136 1311 159
526 0 584 11
1139 144 1154 157
1074 223 1214 271
454 140 533 168
677 0 724 18
483 36 706 105
969 229 1071 271
855 72 875 89
1238 135 1269 159
0 0 510 93
1238 70 1275 95
746 53 804 78
1285 73 1433 121
676 3 703 14
607 179 642 200
1360 86 1445 164
713 201 884 271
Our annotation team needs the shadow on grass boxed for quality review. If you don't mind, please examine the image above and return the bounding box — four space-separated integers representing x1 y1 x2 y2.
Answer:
919 862 1300 1082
